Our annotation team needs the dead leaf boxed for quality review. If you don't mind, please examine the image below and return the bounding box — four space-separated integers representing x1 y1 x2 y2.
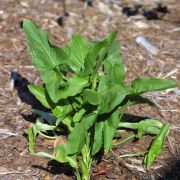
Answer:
43 139 54 146
54 135 67 147
42 173 52 180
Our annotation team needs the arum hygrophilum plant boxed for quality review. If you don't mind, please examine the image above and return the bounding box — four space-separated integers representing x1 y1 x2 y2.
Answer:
23 19 177 179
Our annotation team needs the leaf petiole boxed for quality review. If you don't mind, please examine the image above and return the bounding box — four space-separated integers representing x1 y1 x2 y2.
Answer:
38 131 57 139
113 134 135 146
119 151 148 158
91 73 98 90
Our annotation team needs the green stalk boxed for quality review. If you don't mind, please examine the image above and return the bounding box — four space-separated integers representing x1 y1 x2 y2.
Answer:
39 131 57 139
91 73 98 90
75 170 81 180
78 133 93 180
113 134 135 146
119 151 147 158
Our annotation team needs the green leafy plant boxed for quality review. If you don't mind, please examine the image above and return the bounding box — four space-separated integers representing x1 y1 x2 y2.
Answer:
23 19 177 180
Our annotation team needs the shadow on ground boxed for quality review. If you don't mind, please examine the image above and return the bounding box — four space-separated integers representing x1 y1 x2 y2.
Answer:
13 72 49 122
32 160 74 177
158 157 180 180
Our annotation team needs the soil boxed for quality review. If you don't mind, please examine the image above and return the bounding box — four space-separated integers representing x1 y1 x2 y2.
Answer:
0 0 180 179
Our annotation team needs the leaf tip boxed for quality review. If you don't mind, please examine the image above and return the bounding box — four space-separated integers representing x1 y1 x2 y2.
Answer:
23 18 32 29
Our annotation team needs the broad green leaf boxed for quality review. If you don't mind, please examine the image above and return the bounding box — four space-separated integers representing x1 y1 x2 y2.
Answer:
65 112 97 155
103 112 119 153
104 41 125 85
89 33 118 87
92 121 104 155
73 108 86 123
52 100 73 118
98 83 125 114
67 155 78 168
55 149 77 168
83 32 117 75
33 119 56 132
118 119 162 137
61 116 73 132
144 123 169 168
54 145 68 163
145 126 160 135
135 119 162 138
83 89 100 105
23 19 67 72
28 85 50 108
55 144 78 167
131 77 177 94
72 96 83 110
98 75 109 90
64 34 91 73
93 32 118 74
41 69 64 103
58 76 90 100
52 103 73 126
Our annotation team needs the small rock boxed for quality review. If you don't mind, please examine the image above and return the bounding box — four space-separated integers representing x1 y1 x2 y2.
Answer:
135 36 159 55
134 21 149 29
42 173 52 180
98 2 114 16
106 172 119 179
20 1 29 8
17 166 22 171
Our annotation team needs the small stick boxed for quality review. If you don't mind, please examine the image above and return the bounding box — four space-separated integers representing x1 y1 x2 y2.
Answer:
62 0 67 16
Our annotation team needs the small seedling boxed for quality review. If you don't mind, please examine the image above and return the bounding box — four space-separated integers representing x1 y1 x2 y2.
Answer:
23 19 177 180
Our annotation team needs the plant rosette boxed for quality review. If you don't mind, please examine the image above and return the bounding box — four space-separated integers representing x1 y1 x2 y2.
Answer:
23 19 177 180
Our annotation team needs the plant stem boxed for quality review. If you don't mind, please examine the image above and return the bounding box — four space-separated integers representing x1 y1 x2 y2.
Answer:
75 170 81 180
39 131 57 139
119 151 148 158
113 134 135 146
79 133 93 180
91 73 98 90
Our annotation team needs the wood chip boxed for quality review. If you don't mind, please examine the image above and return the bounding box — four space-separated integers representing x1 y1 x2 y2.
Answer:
0 128 18 140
